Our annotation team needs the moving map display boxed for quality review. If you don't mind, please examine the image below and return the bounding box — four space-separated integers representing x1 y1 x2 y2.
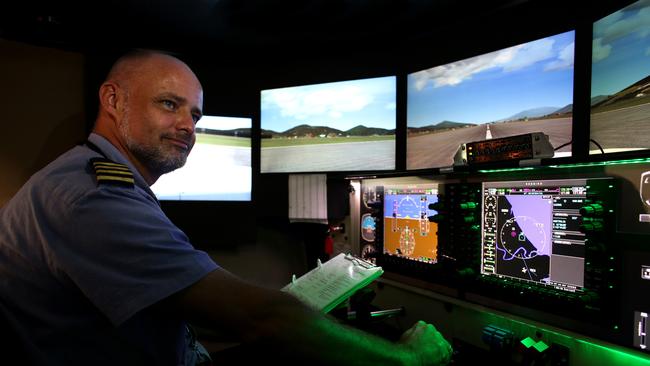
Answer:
481 179 588 292
383 185 438 263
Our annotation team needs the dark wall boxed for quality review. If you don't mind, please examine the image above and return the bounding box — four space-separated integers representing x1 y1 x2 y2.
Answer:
0 39 86 206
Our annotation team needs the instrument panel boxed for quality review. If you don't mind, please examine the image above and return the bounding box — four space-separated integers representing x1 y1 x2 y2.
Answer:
356 160 650 356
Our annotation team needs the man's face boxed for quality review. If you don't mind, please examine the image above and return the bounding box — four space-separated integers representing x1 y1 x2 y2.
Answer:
118 62 203 178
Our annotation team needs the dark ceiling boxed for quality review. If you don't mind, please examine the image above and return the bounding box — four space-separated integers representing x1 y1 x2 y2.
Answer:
3 1 523 49
1 0 631 72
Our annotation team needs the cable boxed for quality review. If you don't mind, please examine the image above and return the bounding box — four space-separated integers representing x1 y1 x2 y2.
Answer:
589 139 605 154
554 139 605 154
554 141 571 151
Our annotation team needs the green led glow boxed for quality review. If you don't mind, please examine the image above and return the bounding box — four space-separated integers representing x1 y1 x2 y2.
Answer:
477 167 536 173
475 309 650 365
548 157 650 168
575 338 650 365
473 157 650 173
521 337 536 348
533 340 549 352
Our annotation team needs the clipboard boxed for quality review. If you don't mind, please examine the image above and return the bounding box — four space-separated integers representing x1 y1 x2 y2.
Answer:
282 253 384 313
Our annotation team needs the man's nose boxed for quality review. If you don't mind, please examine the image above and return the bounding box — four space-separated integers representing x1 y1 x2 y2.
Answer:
178 113 196 134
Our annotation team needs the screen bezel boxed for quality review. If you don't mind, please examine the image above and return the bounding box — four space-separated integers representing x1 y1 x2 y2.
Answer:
260 75 398 174
589 0 650 158
151 115 252 202
382 183 439 264
480 178 589 293
406 30 576 170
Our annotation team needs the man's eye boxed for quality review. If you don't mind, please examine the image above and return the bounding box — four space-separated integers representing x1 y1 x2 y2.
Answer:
162 100 177 110
192 114 201 124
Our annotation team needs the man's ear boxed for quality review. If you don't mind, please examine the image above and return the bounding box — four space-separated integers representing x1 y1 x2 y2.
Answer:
99 82 121 118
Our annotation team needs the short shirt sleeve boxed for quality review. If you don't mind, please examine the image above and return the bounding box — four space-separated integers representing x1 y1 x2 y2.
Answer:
51 184 218 325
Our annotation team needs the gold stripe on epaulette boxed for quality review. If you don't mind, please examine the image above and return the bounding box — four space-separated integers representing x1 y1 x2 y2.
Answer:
90 157 135 187
93 162 131 170
96 176 135 184
94 169 133 176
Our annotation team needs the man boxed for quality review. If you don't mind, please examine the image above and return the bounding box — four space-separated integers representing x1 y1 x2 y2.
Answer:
0 50 452 365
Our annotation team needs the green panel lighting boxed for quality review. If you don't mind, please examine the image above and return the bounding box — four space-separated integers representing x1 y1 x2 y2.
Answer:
549 157 650 168
477 167 536 173
533 340 549 353
475 310 650 365
575 338 650 365
521 337 536 348
476 157 650 173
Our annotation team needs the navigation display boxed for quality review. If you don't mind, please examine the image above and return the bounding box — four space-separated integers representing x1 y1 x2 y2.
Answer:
481 179 588 292
383 184 438 263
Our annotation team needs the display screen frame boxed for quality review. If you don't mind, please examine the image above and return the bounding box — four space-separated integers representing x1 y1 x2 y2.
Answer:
480 178 589 293
260 75 397 174
589 0 650 157
407 30 576 170
382 183 439 264
151 115 252 201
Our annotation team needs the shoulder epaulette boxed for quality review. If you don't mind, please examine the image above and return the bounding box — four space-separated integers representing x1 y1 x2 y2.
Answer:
90 157 135 187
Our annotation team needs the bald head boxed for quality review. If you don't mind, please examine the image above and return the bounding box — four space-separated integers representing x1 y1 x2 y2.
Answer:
93 50 204 185
105 50 202 96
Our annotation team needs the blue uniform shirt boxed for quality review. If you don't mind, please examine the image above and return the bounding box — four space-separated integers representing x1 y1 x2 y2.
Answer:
0 133 219 365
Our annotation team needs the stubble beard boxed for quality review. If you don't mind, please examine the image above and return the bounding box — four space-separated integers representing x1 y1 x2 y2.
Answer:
119 111 189 178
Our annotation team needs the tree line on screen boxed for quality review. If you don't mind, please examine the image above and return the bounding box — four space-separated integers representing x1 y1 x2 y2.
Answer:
196 127 251 138
408 105 573 136
196 72 649 141
261 124 394 139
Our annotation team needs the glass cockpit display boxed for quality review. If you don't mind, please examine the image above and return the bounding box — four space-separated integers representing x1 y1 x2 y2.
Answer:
481 179 588 292
383 184 438 263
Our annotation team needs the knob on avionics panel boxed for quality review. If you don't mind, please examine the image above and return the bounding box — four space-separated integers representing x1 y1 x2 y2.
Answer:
432 183 482 285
